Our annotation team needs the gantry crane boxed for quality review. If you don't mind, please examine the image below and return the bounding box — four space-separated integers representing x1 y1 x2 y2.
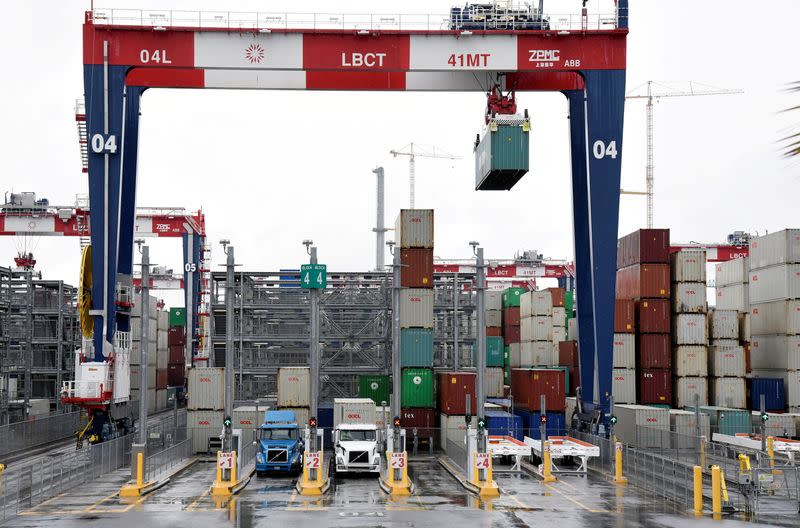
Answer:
390 143 461 208
623 81 743 227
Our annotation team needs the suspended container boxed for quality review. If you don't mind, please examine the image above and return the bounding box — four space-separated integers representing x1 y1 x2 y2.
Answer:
474 117 530 191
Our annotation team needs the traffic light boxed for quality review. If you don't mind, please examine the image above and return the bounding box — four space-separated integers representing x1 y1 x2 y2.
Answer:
760 412 769 423
609 415 618 426
477 417 486 431
540 415 547 425
393 416 401 428
465 414 472 425
309 417 317 428
223 416 232 429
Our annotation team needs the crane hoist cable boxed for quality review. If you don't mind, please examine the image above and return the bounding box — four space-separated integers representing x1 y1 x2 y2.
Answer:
78 245 94 338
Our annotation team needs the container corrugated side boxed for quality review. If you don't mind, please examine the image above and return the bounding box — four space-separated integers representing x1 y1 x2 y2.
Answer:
709 310 739 340
674 346 708 377
277 367 311 407
520 341 554 366
509 343 521 367
614 299 636 333
333 398 378 429
671 250 707 283
486 290 503 311
749 264 800 304
401 408 436 438
715 257 749 287
278 407 310 430
485 368 505 398
552 307 567 327
750 335 800 370
616 229 671 268
751 411 795 437
485 310 502 328
639 333 671 369
636 299 671 333
673 314 708 345
711 378 746 409
612 368 636 404
400 248 434 287
358 375 391 405
748 229 800 270
639 369 672 405
438 372 476 415
399 288 434 328
670 410 711 448
187 367 225 410
232 406 263 439
400 328 434 367
614 404 670 449
672 282 708 314
510 368 565 411
440 413 468 450
691 406 751 435
521 316 553 341
674 378 709 408
750 300 800 335
187 410 224 453
521 290 553 317
395 209 434 248
708 346 746 377
715 284 749 311
401 368 434 408
616 264 671 300
747 377 786 411
612 333 635 368
552 326 566 344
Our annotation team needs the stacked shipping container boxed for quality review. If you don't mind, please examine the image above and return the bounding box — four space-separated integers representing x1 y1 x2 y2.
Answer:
277 366 311 428
187 367 225 453
612 299 636 403
155 309 169 410
476 288 504 398
519 289 565 367
167 307 187 388
707 308 745 408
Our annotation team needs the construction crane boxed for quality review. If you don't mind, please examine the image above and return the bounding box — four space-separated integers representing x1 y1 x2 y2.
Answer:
390 143 461 208
624 81 743 228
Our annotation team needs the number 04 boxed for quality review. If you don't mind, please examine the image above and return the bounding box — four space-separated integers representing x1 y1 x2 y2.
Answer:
592 140 618 160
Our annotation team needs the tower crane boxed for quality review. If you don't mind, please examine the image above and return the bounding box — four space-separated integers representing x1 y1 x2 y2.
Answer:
623 81 743 228
390 143 461 208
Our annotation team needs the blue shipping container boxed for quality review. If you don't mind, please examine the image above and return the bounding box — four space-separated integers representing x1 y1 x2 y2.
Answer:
317 402 334 448
401 328 434 367
748 378 785 412
485 410 523 440
513 409 566 439
279 269 300 288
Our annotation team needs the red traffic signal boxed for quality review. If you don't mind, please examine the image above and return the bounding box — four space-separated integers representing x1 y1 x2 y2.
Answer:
393 416 401 427
309 417 317 428
540 415 547 424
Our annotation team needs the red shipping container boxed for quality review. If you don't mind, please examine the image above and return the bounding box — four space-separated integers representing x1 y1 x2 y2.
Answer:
638 333 671 369
167 364 185 386
510 368 566 411
547 288 566 307
169 345 185 364
400 408 436 438
614 299 636 333
636 299 671 333
616 264 671 300
156 368 168 390
558 341 579 367
503 324 521 344
503 307 521 326
168 327 185 347
568 366 580 395
486 327 502 337
617 229 671 269
438 372 477 415
638 369 672 404
401 248 434 288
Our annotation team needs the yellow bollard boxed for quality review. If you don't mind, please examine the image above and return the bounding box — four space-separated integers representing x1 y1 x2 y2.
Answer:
767 436 776 473
711 465 721 516
136 452 144 487
542 441 557 483
700 435 706 469
613 442 627 485
231 450 237 484
693 466 703 515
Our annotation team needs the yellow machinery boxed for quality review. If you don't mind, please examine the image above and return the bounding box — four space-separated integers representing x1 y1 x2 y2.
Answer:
78 245 93 338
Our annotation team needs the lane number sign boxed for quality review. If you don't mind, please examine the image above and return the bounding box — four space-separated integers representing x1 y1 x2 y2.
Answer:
300 264 327 289
390 452 407 469
475 453 491 470
305 452 321 469
218 452 233 469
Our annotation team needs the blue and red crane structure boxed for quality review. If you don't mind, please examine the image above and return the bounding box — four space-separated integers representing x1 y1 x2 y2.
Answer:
66 1 629 437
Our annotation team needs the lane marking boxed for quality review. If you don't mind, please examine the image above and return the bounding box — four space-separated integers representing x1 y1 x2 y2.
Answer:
544 482 607 513
509 494 531 510
84 490 120 512
186 488 211 511
21 491 69 513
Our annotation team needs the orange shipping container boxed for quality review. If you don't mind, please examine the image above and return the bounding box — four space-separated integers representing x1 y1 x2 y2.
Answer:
616 264 671 300
400 248 434 288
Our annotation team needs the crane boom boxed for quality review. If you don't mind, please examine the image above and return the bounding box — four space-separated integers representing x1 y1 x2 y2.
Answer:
390 142 460 208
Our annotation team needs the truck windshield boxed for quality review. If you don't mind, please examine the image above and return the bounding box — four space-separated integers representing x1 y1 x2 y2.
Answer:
259 428 296 440
339 429 376 442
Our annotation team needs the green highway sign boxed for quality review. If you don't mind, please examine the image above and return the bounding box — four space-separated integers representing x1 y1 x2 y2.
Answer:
300 264 327 289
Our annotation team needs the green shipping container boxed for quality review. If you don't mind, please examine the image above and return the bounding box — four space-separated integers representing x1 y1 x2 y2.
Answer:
502 287 526 308
690 406 752 436
475 123 530 191
565 291 574 316
472 337 504 367
503 346 510 367
504 365 511 385
400 328 434 367
169 307 186 327
401 368 435 408
358 375 391 405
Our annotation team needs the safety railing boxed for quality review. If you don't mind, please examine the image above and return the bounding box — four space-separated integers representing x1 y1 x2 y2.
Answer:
144 435 192 483
90 8 623 32
60 380 102 400
0 411 81 458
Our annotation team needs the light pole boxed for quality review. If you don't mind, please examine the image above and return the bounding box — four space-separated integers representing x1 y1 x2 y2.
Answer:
471 241 486 455
133 239 150 479
220 239 234 481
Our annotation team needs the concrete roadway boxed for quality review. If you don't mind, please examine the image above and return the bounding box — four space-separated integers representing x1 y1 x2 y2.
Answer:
5 457 796 527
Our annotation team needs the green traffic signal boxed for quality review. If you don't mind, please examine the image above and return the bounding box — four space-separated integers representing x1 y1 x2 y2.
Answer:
761 412 769 423
477 417 486 430
609 415 618 425
223 416 232 428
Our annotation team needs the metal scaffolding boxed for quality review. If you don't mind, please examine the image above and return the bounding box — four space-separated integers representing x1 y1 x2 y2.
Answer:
210 270 477 402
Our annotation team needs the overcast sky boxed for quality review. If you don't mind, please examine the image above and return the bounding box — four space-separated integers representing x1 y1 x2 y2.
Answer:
1 0 798 307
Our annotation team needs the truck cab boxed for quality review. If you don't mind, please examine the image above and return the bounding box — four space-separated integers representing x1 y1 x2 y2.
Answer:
255 410 303 476
333 423 380 474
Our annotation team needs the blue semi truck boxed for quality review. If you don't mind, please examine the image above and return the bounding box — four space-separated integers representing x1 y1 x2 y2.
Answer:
255 410 303 476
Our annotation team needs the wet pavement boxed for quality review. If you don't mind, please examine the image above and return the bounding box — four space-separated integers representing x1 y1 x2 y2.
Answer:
5 456 798 527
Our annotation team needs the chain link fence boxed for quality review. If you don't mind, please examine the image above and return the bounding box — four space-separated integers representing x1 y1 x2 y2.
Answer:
0 411 81 458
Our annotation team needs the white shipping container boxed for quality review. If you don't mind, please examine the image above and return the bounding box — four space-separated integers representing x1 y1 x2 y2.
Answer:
715 257 749 288
748 229 800 270
233 405 266 433
485 291 503 312
674 377 709 408
750 300 800 335
674 346 708 377
552 326 566 344
187 410 224 453
613 333 636 369
673 314 708 345
712 339 739 348
715 284 749 311
521 316 553 342
187 367 225 410
132 294 158 318
750 335 800 370
485 309 502 328
395 209 434 248
749 264 800 304
751 412 795 438
567 317 577 339
156 389 167 411
130 342 157 366
612 369 636 404
279 407 310 429
708 346 746 377
552 307 566 327
521 290 553 318
711 378 746 409
672 282 708 314
671 250 707 283
333 398 378 429
277 367 311 407
520 341 553 366
440 413 468 450
130 365 156 390
157 330 168 350
614 405 670 448
400 288 434 328
156 347 168 370
131 318 158 342
708 310 739 340
565 397 577 422
158 310 168 330
485 367 505 398
375 406 391 430
670 410 712 448
509 343 521 367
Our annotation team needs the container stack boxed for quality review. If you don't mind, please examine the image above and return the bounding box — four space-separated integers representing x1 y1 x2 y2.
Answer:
131 293 158 413
671 250 710 408
438 372 476 449
396 209 436 417
708 309 745 408
748 229 800 412
612 299 636 403
474 288 504 399
520 290 556 367
277 366 311 427
167 307 187 388
187 367 225 453
510 368 566 439
502 288 523 382
155 309 169 410
616 229 672 405
557 340 579 396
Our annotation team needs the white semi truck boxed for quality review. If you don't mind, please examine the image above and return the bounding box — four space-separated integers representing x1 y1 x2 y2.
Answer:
332 398 382 475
